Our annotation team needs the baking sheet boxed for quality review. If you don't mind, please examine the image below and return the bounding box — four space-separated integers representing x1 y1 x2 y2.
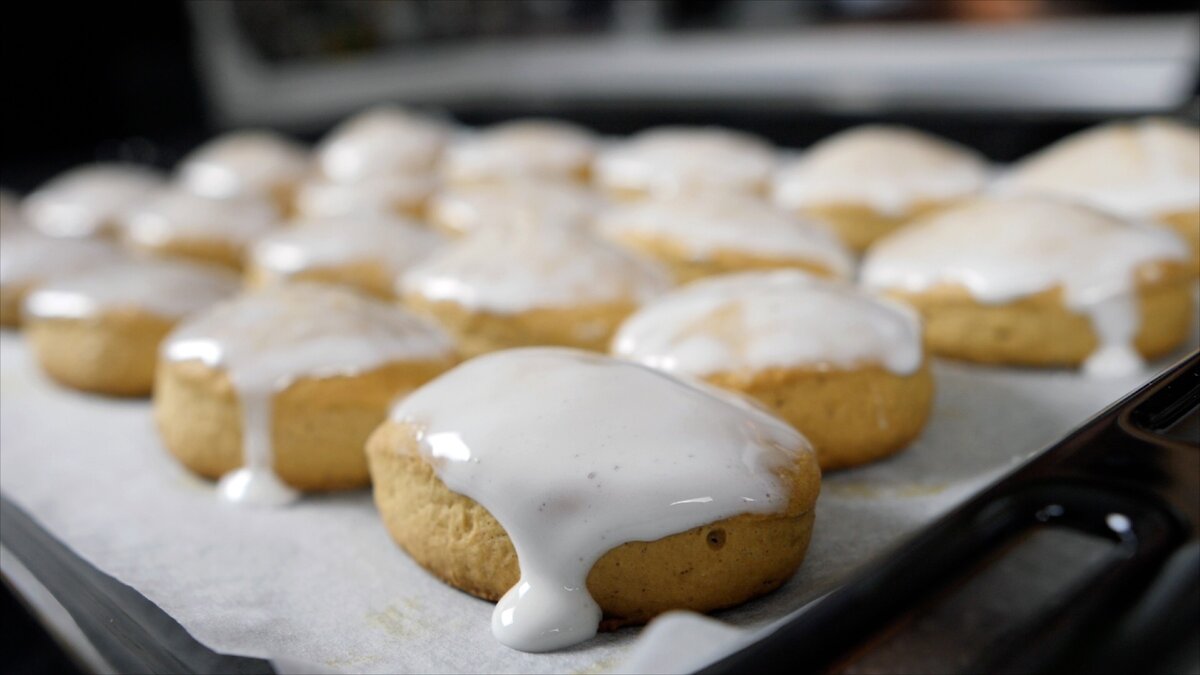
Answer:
1 329 1196 674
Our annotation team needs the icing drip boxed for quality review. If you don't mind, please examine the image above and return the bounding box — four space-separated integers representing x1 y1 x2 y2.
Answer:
998 117 1200 219
613 271 922 377
442 119 596 183
162 284 455 506
428 180 604 236
250 215 446 280
179 131 308 200
771 125 989 216
860 198 1190 377
597 193 854 278
402 218 670 313
23 259 239 320
316 106 448 181
123 188 281 248
0 234 125 289
389 348 811 651
22 164 165 238
596 126 776 197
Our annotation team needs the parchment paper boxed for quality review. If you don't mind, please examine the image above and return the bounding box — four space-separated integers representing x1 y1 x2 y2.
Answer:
1 329 1196 674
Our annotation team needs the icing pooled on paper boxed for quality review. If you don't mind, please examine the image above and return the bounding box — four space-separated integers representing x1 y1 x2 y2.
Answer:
178 131 308 200
771 125 989 217
860 197 1190 377
428 179 604 236
402 219 670 313
998 117 1200 219
22 164 165 238
596 126 776 197
23 259 239 321
613 271 922 377
389 348 813 651
597 193 854 278
441 119 596 184
250 215 446 281
162 284 455 506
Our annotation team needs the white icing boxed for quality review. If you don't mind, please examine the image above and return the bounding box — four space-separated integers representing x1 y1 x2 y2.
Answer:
178 131 309 200
162 284 455 506
389 347 812 651
597 193 854 278
295 174 435 218
428 180 604 236
22 164 165 238
316 106 448 181
402 219 670 313
860 197 1190 377
23 259 239 320
0 234 125 289
250 215 446 281
595 126 776 197
123 188 281 248
771 125 989 217
998 117 1200 219
613 270 922 377
441 119 596 184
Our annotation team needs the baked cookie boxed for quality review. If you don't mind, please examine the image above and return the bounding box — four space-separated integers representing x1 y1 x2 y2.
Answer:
247 215 446 299
426 178 603 237
595 126 776 200
177 130 308 212
597 193 853 283
772 125 989 252
295 173 436 219
366 348 820 651
862 197 1194 377
315 105 447 182
299 106 448 218
999 117 1200 271
613 271 930 469
22 164 164 238
22 259 239 395
0 234 125 327
401 219 670 356
441 119 596 185
155 284 457 505
122 187 281 270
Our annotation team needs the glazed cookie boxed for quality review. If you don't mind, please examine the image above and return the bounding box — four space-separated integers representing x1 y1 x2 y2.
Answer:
594 126 776 200
177 130 308 212
315 105 448 181
612 271 930 469
401 220 670 355
122 187 281 270
22 259 239 395
426 179 603 237
1000 118 1200 271
247 215 446 299
295 173 436 219
22 164 165 238
772 125 989 252
0 234 125 327
441 119 597 185
366 348 820 652
597 193 853 283
862 197 1194 377
155 284 457 504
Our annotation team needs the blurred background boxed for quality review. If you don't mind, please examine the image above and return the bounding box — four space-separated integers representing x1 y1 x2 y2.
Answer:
1 0 1198 192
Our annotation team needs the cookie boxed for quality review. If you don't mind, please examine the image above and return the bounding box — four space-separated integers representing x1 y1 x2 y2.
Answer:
367 348 820 651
